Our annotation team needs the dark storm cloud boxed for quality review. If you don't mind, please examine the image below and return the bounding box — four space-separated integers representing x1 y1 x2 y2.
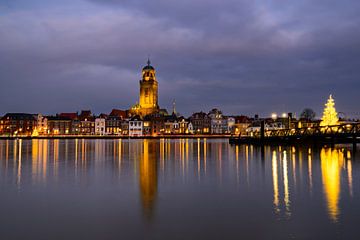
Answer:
1 0 360 117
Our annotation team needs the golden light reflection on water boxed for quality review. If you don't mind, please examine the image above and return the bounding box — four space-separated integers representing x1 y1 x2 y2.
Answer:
272 151 280 213
139 140 158 220
291 149 296 186
118 139 122 174
31 139 49 183
160 139 165 173
283 151 291 216
347 160 353 197
0 139 358 224
197 138 201 178
308 149 313 193
246 145 250 184
17 139 22 187
6 140 9 170
53 139 59 179
203 139 207 175
320 148 345 222
236 145 239 184
217 142 222 182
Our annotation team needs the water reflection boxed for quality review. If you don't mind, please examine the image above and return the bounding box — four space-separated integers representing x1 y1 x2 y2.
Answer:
320 148 345 222
272 151 280 213
308 148 313 193
31 139 49 184
347 159 353 197
0 139 358 227
139 140 158 220
283 150 290 216
17 139 22 187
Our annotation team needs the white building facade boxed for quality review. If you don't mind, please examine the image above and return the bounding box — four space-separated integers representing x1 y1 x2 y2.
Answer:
208 108 228 134
129 118 143 137
95 118 106 135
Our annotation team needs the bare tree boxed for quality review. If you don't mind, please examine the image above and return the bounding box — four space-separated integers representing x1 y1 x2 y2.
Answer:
300 108 316 121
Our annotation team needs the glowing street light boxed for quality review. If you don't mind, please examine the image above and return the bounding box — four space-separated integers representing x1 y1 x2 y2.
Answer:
271 113 277 120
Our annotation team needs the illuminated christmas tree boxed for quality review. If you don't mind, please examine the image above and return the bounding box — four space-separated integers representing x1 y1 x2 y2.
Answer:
320 95 339 126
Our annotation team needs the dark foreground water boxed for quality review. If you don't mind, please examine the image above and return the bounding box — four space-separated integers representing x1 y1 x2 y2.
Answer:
0 139 359 239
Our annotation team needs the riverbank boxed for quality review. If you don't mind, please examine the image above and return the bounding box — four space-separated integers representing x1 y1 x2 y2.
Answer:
0 135 231 140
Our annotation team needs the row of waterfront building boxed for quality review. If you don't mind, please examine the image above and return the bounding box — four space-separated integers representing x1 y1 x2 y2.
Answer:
2 60 353 137
0 107 332 137
0 108 242 136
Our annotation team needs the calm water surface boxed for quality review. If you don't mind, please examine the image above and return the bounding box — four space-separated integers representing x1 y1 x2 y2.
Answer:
0 139 359 239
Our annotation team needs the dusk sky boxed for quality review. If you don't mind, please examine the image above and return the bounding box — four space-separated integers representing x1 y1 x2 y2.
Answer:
1 0 360 118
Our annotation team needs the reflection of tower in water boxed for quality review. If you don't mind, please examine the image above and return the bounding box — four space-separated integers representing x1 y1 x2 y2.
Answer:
139 140 158 220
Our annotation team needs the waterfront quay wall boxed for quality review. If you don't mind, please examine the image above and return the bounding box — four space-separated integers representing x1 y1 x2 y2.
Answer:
0 135 231 140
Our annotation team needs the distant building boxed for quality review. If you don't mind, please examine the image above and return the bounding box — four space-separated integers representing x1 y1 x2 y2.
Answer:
33 114 48 136
79 110 95 135
178 117 190 134
142 115 153 136
187 122 194 134
143 120 152 136
106 110 125 135
130 59 160 117
0 113 37 135
95 118 106 135
164 114 179 134
227 117 235 133
189 112 211 134
47 116 72 135
129 116 143 137
208 108 227 134
146 112 166 136
121 120 129 136
59 112 79 134
233 116 252 135
245 116 287 135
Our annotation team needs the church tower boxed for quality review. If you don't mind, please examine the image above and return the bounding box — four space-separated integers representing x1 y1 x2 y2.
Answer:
138 59 159 116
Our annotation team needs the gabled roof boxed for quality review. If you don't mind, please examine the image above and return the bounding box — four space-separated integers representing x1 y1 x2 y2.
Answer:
109 109 127 119
235 115 252 123
47 116 72 121
80 110 91 117
79 110 93 121
59 113 78 120
208 108 222 115
98 113 108 119
165 113 178 122
130 115 142 121
2 113 36 121
190 111 209 119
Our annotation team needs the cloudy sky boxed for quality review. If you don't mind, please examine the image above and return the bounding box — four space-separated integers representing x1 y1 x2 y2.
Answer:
1 0 360 118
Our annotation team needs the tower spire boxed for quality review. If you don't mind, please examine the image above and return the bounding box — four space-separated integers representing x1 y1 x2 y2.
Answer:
172 99 176 115
147 55 151 66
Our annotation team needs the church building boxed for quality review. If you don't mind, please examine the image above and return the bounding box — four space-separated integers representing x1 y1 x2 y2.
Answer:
130 59 160 117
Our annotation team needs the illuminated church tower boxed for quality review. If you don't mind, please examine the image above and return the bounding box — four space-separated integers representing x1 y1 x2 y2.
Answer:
136 59 159 116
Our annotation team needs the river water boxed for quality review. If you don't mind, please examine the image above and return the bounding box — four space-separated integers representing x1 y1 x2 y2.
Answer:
0 139 358 239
